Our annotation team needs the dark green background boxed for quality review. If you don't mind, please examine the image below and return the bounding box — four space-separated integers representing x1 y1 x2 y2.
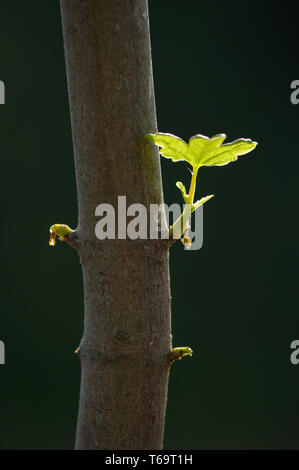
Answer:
0 0 298 449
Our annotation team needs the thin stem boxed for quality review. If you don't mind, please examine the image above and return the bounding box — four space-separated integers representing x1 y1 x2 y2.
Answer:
187 165 199 205
168 165 199 242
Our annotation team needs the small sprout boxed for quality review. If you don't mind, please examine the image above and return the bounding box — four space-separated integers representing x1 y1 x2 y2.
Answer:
49 224 73 246
145 132 257 247
171 347 193 362
176 181 188 203
181 235 192 249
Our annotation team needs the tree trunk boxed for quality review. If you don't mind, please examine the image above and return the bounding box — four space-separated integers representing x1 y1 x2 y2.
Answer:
60 0 172 450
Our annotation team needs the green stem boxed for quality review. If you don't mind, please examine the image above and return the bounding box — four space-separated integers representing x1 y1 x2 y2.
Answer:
187 165 199 205
169 165 199 241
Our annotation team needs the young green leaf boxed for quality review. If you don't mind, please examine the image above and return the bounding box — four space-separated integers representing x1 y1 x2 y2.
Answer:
172 347 193 360
145 132 257 168
191 135 258 167
49 224 73 246
176 181 188 203
145 132 188 162
188 133 227 167
192 194 214 212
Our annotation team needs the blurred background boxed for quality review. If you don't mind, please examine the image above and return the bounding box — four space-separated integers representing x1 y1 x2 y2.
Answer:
0 0 299 450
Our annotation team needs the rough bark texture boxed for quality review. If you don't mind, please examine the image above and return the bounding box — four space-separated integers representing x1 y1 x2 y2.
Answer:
60 0 172 450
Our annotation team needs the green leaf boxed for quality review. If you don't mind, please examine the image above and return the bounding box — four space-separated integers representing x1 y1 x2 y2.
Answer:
172 347 193 360
49 224 73 246
145 133 188 162
188 133 226 165
146 132 257 168
176 181 188 202
192 194 214 212
197 137 258 167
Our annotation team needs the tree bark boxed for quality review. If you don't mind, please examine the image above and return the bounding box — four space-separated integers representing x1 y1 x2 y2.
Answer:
60 0 172 450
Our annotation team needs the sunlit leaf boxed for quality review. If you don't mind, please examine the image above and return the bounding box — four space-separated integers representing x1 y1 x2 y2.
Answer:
176 181 188 202
192 194 214 212
145 132 188 162
172 347 193 360
146 132 257 168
